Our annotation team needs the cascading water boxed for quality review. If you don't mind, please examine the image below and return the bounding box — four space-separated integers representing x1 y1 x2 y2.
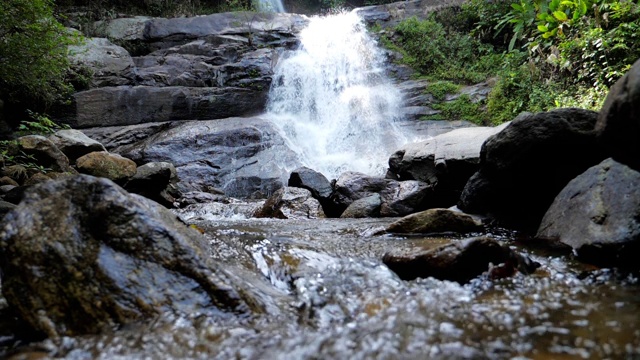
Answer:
256 0 285 12
266 11 408 179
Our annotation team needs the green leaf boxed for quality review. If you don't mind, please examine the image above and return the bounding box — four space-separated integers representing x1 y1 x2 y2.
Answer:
553 11 569 21
538 24 549 32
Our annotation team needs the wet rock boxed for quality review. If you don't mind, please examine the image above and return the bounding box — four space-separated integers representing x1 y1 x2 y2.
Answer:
536 158 640 269
48 129 107 162
330 172 389 213
389 123 509 207
386 208 483 234
289 166 340 217
68 37 136 87
125 162 180 207
0 176 18 187
340 193 382 218
76 152 137 184
17 135 71 173
379 180 431 217
0 201 15 218
176 191 226 208
23 173 51 187
383 237 539 284
0 175 260 339
459 108 606 231
254 187 325 220
88 117 300 198
596 58 640 170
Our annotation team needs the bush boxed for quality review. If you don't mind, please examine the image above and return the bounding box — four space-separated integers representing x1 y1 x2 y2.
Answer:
0 0 82 112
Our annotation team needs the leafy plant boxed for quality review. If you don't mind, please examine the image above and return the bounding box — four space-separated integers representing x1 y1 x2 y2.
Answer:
17 111 70 136
425 95 487 125
426 81 461 101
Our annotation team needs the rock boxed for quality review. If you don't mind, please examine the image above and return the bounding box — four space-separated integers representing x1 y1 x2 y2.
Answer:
357 0 466 29
1 165 28 184
87 117 301 198
23 173 51 186
0 176 18 187
379 180 432 217
76 152 137 183
459 108 606 231
383 237 539 284
389 124 509 207
17 135 72 173
330 172 389 213
340 194 382 218
66 86 267 128
288 167 338 216
125 162 180 207
596 58 640 170
0 175 260 339
536 158 640 269
68 37 136 87
48 129 107 162
254 187 325 219
1 186 26 204
0 185 16 195
386 208 483 234
0 201 15 219
331 172 432 217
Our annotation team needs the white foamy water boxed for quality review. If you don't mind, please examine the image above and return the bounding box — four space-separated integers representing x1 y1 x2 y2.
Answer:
266 11 408 180
257 0 285 12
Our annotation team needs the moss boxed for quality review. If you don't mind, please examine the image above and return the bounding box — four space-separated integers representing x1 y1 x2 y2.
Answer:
425 81 461 101
424 94 486 125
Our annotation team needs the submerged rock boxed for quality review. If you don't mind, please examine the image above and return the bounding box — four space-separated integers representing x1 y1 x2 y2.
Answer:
596 58 640 171
254 187 325 219
536 158 640 269
76 151 137 184
383 237 539 284
386 208 482 234
459 108 606 231
0 175 260 339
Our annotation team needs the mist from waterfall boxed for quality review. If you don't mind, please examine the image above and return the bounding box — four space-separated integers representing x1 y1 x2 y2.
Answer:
266 11 408 180
256 0 285 12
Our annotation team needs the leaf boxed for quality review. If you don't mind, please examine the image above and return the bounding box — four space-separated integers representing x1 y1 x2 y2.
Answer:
538 24 549 32
553 11 569 21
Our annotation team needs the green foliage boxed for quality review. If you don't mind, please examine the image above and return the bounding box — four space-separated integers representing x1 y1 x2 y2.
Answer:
17 111 70 136
0 0 82 109
424 94 486 125
425 81 461 101
0 140 52 174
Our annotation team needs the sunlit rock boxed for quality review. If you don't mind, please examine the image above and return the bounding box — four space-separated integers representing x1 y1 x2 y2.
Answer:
537 158 640 269
76 151 137 184
0 175 260 339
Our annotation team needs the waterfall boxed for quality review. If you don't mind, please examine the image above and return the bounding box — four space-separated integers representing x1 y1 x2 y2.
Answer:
266 11 408 180
256 0 285 12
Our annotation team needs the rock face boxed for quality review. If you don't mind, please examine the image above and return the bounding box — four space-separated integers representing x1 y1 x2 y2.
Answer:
254 187 325 219
0 175 259 339
83 117 301 198
48 129 107 162
357 0 466 30
386 208 482 234
459 108 606 231
76 151 137 184
536 158 640 269
596 58 640 170
389 123 509 207
61 12 308 128
331 172 431 217
383 237 539 284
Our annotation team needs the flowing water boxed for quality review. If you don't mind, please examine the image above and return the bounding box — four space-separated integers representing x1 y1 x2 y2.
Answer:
256 0 285 12
266 11 410 180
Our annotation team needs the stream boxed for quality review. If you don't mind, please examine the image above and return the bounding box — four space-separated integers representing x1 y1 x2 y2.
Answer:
27 206 639 359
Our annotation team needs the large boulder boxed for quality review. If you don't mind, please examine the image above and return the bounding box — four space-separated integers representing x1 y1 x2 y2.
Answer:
83 117 301 198
389 123 509 207
536 158 640 269
383 237 539 284
340 193 382 218
254 187 325 219
68 37 136 87
596 58 640 170
0 175 260 339
288 167 338 216
459 108 606 231
76 151 137 184
125 161 180 207
17 135 72 173
386 208 482 234
48 129 107 162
